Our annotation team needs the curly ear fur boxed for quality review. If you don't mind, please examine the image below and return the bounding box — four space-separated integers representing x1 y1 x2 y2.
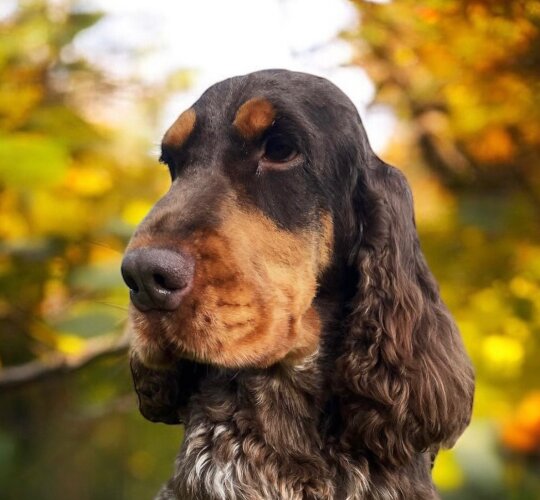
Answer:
130 353 205 425
336 156 474 466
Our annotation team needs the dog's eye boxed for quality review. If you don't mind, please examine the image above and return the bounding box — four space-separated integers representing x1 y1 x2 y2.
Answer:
264 136 296 162
259 135 300 171
159 152 171 168
159 153 176 179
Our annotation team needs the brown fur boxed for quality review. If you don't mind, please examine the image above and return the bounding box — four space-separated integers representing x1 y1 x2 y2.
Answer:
233 97 275 139
125 70 475 500
163 108 196 148
128 199 333 370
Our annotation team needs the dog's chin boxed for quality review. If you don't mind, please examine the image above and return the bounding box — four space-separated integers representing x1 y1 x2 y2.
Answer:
130 326 229 370
131 342 178 371
130 298 322 370
132 331 285 372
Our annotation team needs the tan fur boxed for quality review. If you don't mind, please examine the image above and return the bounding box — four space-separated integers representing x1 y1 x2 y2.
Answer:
163 108 196 148
233 98 275 139
127 69 474 500
129 200 334 369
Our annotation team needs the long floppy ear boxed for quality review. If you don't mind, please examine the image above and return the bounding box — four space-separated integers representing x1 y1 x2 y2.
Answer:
130 352 205 425
336 155 474 466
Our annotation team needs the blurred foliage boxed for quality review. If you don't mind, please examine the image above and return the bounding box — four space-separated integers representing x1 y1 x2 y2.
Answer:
0 1 174 498
1 0 540 499
0 0 170 369
350 0 540 498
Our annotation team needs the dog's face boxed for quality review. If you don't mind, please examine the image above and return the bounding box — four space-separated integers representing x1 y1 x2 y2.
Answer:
122 70 363 369
125 71 475 469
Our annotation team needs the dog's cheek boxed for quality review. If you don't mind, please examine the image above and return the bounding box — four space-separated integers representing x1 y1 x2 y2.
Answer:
281 216 333 361
158 206 332 368
210 214 323 367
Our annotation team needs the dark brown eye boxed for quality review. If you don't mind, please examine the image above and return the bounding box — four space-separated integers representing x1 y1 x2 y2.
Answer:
263 136 296 162
259 135 301 172
159 153 176 180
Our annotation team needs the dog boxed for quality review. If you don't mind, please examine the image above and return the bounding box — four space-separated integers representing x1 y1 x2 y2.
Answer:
121 69 474 499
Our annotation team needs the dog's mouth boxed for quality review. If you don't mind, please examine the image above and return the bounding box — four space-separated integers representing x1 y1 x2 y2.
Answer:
123 207 333 370
127 256 322 371
128 270 306 370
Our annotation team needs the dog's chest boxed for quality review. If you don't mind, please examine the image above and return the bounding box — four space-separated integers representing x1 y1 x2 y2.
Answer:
171 417 380 500
173 414 339 500
177 420 242 499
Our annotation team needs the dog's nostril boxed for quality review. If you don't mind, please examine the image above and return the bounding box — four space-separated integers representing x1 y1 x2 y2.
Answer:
124 274 140 293
153 272 169 290
121 261 141 294
121 247 194 311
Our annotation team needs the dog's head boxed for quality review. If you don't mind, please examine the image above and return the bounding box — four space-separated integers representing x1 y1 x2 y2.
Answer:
121 70 366 369
123 69 474 465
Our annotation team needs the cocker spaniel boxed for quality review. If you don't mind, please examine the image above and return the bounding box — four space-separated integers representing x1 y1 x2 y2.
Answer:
121 69 474 499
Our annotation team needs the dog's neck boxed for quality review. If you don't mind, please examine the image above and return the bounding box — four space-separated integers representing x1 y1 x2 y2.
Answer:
166 350 343 499
160 287 435 499
188 350 328 452
162 341 436 500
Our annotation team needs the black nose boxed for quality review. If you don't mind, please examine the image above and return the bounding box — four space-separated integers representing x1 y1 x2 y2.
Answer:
121 248 194 312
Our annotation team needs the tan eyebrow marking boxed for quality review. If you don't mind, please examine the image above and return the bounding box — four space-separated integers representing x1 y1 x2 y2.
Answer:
233 97 275 139
162 108 196 148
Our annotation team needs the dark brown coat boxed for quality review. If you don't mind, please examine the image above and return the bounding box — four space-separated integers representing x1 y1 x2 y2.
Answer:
124 69 475 499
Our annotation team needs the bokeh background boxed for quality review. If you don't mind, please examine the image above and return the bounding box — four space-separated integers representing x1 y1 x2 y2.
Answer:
1 0 539 498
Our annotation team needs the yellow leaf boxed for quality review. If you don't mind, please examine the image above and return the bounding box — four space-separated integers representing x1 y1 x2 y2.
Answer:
64 166 112 196
56 334 86 355
433 450 464 491
509 276 536 299
482 335 524 377
122 200 152 226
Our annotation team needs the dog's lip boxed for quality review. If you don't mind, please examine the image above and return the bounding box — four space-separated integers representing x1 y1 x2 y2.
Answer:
128 280 194 313
129 300 185 317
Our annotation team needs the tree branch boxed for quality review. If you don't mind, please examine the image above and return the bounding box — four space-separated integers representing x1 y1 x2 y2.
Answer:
0 334 130 393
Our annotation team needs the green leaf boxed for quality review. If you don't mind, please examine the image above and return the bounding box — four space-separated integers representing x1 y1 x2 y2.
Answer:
69 262 125 292
52 302 124 338
26 106 102 151
0 134 69 187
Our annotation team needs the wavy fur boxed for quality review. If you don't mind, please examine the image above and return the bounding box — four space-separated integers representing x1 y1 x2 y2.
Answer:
126 69 475 499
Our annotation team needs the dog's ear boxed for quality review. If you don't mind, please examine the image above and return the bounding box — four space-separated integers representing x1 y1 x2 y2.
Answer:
335 155 474 466
130 353 204 425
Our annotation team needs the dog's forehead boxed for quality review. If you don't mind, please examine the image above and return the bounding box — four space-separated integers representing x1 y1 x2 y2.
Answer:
161 70 358 149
